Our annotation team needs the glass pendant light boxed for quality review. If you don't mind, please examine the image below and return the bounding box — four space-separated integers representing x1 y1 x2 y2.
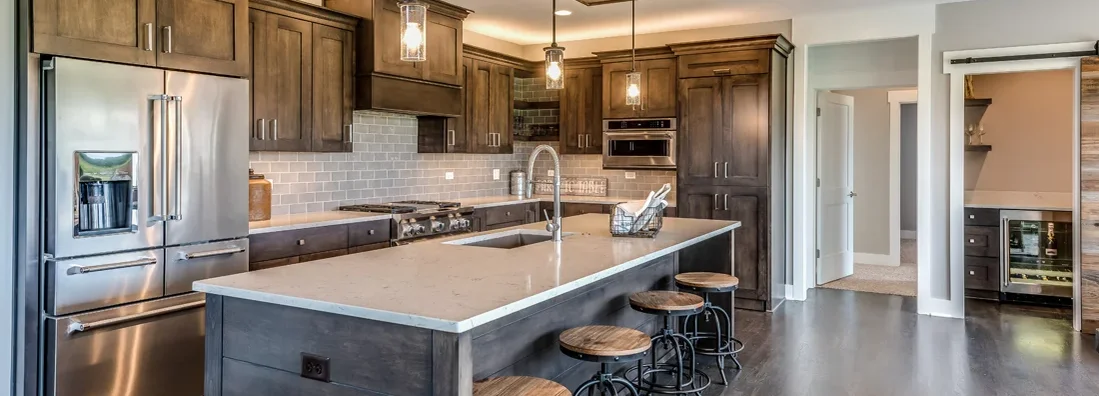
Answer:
400 1 428 62
544 0 565 89
625 0 642 106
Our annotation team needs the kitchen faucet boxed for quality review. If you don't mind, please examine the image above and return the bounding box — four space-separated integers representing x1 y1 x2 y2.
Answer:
527 145 562 242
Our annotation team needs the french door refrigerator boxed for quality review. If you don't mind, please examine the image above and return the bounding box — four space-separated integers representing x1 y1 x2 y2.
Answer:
41 57 250 396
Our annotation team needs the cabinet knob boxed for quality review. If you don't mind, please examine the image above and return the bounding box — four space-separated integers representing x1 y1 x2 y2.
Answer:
969 215 975 219
297 239 306 246
969 239 975 243
368 230 375 235
969 270 975 276
506 211 512 217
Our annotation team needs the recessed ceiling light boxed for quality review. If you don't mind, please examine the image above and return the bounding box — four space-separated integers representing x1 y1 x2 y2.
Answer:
554 10 572 16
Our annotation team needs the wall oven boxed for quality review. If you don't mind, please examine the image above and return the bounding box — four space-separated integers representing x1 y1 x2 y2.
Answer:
602 118 677 170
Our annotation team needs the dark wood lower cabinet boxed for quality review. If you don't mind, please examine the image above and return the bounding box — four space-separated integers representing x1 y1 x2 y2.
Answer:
248 220 392 271
963 208 1001 299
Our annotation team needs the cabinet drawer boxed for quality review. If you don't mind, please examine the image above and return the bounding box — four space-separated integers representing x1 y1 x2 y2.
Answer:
677 50 769 79
964 256 1001 291
485 220 525 231
964 208 1000 227
298 248 349 263
964 226 1000 257
483 203 533 226
348 220 392 247
562 203 607 217
249 225 348 263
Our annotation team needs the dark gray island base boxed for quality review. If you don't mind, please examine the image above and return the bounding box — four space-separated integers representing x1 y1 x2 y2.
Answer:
200 218 737 395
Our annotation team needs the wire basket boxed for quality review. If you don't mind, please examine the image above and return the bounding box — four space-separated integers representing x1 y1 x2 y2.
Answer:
609 204 664 238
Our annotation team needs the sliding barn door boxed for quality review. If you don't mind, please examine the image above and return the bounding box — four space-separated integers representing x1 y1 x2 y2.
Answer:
1081 56 1099 334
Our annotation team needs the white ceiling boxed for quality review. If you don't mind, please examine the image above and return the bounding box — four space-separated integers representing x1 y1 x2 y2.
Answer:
449 0 950 45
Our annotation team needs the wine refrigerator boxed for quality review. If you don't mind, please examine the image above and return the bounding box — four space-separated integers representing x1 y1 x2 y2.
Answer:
1000 210 1073 305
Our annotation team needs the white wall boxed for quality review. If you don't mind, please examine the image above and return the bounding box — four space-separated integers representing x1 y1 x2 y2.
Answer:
1 0 15 392
809 38 919 90
833 88 893 256
901 103 918 233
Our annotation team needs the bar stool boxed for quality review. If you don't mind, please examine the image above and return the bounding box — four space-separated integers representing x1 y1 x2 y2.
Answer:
676 272 744 385
474 376 572 396
625 291 710 395
559 325 651 396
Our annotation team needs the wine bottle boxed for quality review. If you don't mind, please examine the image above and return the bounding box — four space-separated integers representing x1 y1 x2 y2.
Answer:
1045 222 1058 257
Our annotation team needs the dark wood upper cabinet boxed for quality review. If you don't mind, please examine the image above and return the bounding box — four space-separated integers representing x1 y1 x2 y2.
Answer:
324 0 470 117
249 0 357 152
671 34 793 312
156 0 249 77
311 24 354 152
559 58 603 155
594 47 677 120
33 0 247 76
32 0 158 67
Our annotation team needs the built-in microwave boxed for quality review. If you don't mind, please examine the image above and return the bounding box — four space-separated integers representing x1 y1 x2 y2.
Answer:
602 118 677 170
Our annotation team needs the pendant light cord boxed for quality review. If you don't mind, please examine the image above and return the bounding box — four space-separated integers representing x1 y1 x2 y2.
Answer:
631 0 636 71
551 0 558 46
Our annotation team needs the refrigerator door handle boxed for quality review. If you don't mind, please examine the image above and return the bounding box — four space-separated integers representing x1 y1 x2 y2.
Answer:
179 246 245 260
1001 217 1010 288
148 94 170 223
170 96 183 221
66 300 205 334
66 257 158 275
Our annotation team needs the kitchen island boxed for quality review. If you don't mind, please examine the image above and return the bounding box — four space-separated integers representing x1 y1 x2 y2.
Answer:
195 214 740 396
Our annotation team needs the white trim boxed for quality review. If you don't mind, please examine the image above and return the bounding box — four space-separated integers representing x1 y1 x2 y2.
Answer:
854 252 896 266
942 41 1088 325
887 90 917 268
901 230 917 240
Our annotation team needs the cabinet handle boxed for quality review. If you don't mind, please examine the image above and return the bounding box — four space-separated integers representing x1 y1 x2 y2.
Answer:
724 194 729 211
724 162 729 178
578 134 583 148
272 119 279 141
144 23 153 51
256 118 266 140
713 68 732 75
714 194 719 211
447 129 455 146
368 229 375 235
969 239 976 244
506 211 512 217
297 239 306 246
162 26 172 54
969 215 975 219
714 162 719 178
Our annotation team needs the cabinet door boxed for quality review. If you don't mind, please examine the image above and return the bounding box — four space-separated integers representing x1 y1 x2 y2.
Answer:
449 60 470 153
677 185 769 302
32 0 157 66
602 61 636 119
560 67 603 155
373 0 421 80
677 184 725 221
491 64 514 153
721 74 769 187
465 59 493 153
586 69 604 154
265 15 312 152
640 58 677 118
248 9 271 151
156 0 248 77
422 11 462 86
311 25 354 152
678 77 724 185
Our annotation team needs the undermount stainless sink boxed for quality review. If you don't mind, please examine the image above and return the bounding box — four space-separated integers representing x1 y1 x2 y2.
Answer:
445 230 570 249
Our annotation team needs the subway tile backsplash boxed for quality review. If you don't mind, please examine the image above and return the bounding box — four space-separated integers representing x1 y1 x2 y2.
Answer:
249 110 675 215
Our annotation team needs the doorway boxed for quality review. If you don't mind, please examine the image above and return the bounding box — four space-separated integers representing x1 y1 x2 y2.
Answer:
816 88 918 297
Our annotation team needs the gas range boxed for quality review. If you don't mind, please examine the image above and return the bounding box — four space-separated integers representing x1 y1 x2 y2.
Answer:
339 200 476 243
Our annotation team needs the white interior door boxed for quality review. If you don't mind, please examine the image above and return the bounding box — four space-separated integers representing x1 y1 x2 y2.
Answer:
817 91 856 285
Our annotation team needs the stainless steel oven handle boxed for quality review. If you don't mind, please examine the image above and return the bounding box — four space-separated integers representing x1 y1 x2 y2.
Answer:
67 257 158 275
180 247 245 260
1001 217 1010 288
67 300 205 334
170 96 183 221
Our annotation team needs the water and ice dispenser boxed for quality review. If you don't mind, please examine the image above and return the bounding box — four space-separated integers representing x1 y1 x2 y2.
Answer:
73 152 137 236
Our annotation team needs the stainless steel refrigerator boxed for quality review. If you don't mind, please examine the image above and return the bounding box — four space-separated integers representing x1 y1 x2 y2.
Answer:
40 57 250 396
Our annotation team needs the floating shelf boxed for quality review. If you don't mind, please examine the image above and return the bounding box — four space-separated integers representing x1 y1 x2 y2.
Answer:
514 100 559 110
965 98 992 107
965 144 992 152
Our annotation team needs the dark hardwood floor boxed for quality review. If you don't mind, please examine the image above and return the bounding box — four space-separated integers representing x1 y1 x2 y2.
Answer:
694 288 1099 396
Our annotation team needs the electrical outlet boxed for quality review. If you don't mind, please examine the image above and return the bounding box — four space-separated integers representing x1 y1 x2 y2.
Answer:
624 172 637 180
547 170 555 177
493 169 500 180
301 353 330 382
445 171 454 180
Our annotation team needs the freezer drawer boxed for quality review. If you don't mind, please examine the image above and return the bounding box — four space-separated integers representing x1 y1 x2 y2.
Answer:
45 293 206 396
46 248 165 316
166 238 249 296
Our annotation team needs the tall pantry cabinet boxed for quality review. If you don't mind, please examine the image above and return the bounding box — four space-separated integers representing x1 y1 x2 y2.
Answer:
671 35 793 312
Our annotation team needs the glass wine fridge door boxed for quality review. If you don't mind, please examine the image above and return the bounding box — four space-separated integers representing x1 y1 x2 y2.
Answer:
1001 210 1073 298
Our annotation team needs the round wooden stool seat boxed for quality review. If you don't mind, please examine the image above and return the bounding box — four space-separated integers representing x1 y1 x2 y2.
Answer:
675 272 739 292
474 376 572 396
559 325 651 360
629 290 704 315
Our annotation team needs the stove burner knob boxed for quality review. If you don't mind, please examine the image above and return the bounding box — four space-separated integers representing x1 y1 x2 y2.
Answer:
432 221 446 233
412 224 427 235
401 223 416 237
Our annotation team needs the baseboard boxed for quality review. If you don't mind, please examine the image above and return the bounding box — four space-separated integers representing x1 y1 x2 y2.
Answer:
901 230 917 240
854 252 899 266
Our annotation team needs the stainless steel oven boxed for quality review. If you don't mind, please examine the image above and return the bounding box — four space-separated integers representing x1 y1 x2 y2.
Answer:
602 118 677 170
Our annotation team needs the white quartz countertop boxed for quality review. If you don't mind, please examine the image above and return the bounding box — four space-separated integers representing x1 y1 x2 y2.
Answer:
249 211 393 234
964 191 1072 211
198 214 739 333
